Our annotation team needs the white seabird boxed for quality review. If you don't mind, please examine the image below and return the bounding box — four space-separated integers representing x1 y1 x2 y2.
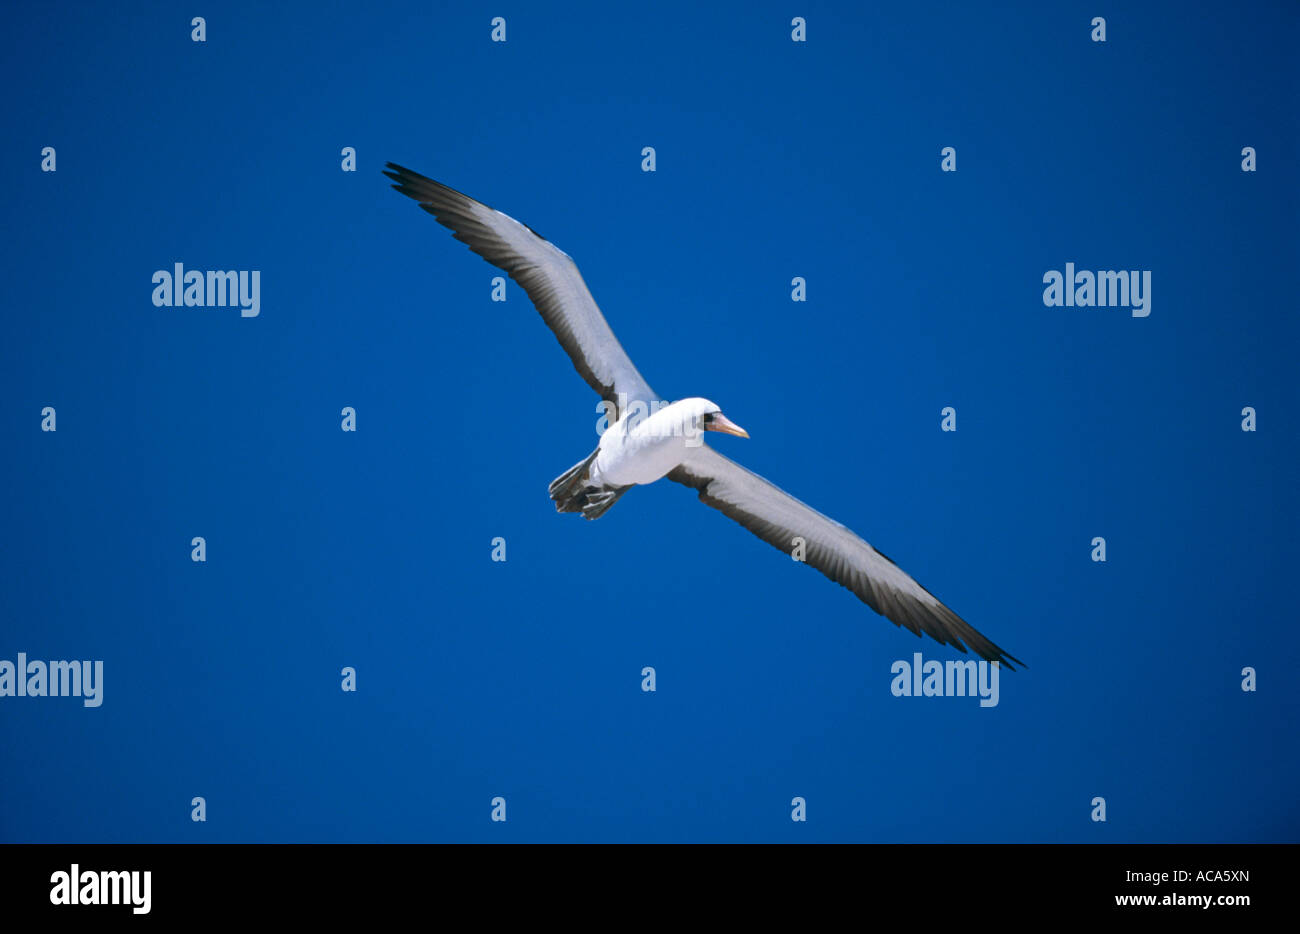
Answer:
386 163 1023 669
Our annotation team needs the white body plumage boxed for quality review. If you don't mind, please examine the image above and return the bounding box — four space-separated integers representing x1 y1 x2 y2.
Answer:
591 398 718 487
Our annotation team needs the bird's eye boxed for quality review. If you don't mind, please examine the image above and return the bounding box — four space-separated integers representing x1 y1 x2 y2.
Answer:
702 413 715 425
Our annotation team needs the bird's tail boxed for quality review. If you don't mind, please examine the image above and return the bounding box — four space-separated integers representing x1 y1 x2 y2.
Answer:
548 449 628 520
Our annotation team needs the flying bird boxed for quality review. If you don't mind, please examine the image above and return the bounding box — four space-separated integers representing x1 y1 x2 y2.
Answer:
385 163 1023 669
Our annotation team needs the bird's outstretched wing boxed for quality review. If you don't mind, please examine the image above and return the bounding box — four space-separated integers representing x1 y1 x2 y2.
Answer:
385 163 656 417
669 446 1023 668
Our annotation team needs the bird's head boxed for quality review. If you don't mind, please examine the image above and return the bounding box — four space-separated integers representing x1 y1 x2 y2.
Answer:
682 397 749 443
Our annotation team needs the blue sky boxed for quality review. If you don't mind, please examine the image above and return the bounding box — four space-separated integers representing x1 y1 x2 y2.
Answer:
1 0 1296 842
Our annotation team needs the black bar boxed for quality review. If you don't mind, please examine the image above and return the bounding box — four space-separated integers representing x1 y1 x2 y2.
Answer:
0 843 1287 921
